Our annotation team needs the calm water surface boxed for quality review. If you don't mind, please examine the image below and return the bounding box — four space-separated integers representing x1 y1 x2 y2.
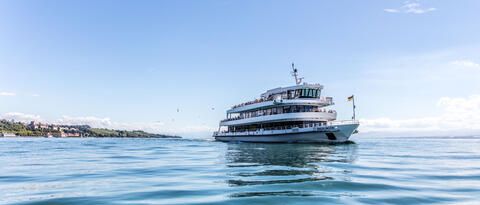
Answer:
1 136 479 204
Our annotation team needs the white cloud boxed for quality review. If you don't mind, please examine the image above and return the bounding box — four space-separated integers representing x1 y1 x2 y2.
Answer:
383 9 399 13
53 116 215 135
385 0 436 14
1 112 43 122
54 116 113 128
361 95 480 133
32 94 40 97
450 60 480 68
0 92 16 96
403 2 436 14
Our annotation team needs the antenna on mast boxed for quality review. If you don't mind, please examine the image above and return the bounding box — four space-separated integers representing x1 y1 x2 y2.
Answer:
291 62 303 85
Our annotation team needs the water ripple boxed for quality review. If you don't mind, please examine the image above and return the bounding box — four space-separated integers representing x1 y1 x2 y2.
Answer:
1 136 479 204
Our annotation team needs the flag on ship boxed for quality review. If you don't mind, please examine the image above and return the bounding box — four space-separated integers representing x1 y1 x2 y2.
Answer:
348 95 354 101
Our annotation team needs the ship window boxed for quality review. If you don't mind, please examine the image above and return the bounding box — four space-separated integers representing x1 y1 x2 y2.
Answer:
299 88 317 98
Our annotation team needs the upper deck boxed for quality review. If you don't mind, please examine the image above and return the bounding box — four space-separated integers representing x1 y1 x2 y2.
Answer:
228 83 333 113
227 97 333 113
261 83 323 99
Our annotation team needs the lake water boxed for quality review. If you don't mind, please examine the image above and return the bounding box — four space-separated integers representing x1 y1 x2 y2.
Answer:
1 136 479 205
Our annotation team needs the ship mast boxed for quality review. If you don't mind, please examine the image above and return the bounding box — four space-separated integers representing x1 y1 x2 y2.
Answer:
291 63 303 85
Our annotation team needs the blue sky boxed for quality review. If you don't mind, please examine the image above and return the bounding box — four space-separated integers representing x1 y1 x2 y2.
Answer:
1 0 480 137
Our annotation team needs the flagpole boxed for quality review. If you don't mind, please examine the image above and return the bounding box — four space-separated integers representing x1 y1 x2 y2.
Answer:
352 95 356 120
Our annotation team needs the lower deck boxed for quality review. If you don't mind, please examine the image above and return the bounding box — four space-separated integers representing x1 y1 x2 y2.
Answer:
215 131 345 143
214 122 359 143
226 121 327 133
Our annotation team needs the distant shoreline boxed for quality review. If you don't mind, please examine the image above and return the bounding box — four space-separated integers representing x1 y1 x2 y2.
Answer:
0 119 181 139
1 135 181 139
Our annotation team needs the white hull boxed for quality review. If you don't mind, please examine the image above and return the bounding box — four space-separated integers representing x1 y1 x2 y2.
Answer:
215 123 359 143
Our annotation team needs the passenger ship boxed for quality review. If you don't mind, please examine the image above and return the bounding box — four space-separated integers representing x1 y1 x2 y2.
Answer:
213 64 359 143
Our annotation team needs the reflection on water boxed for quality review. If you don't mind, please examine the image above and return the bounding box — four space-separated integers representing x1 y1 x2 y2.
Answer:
226 142 358 166
224 142 358 197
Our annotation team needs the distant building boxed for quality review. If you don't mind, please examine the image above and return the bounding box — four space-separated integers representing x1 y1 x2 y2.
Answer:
28 121 59 130
60 131 81 137
49 125 60 131
1 132 16 137
28 121 36 130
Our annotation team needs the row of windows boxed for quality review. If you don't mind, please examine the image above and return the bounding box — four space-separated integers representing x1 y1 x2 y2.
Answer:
228 121 328 132
239 105 319 118
299 88 320 98
224 105 335 121
267 88 321 100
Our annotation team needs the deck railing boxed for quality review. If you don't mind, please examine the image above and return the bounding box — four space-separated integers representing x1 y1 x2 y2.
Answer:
221 109 337 122
231 97 333 109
